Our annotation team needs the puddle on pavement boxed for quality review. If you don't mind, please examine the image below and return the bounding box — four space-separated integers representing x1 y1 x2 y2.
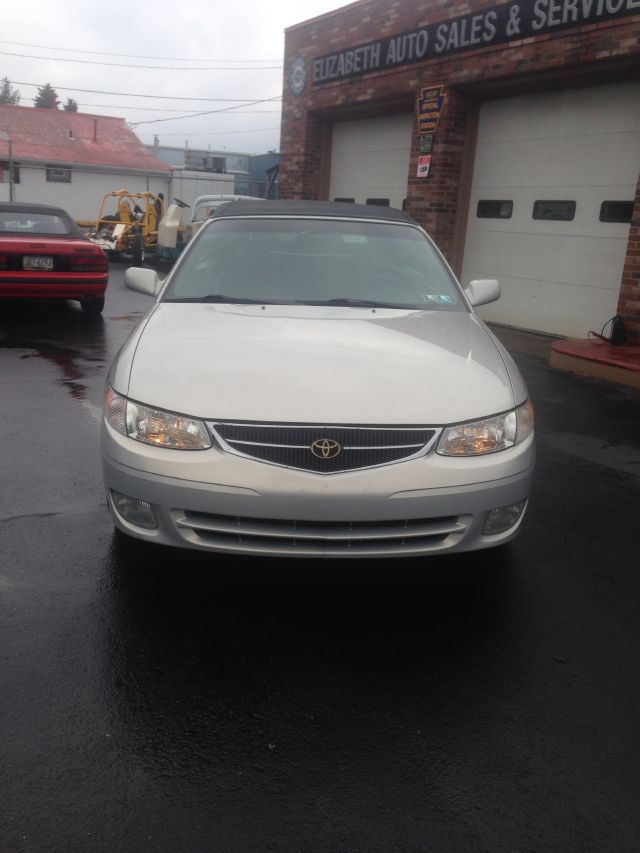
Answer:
0 336 99 402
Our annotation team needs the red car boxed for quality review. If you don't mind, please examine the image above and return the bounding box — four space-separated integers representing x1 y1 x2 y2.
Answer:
0 202 108 315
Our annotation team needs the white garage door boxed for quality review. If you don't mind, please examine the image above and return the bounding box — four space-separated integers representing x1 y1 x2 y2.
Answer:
329 113 413 211
461 82 640 337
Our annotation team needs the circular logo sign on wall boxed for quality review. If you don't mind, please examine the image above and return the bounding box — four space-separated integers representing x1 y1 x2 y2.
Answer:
289 57 307 95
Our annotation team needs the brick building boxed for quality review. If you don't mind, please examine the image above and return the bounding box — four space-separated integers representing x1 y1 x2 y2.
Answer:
280 0 640 340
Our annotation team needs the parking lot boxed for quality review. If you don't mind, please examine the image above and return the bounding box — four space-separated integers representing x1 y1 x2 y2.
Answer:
2 264 640 852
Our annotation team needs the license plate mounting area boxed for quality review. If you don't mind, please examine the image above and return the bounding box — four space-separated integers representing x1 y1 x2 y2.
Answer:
23 255 54 271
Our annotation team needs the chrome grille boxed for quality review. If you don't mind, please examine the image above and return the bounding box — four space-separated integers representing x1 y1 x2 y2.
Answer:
209 421 438 473
175 511 466 556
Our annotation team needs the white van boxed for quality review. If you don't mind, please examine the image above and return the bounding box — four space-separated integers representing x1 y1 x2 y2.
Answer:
189 194 264 238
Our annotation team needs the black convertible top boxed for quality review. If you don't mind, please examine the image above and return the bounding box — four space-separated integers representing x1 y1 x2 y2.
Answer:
0 202 85 238
213 199 418 225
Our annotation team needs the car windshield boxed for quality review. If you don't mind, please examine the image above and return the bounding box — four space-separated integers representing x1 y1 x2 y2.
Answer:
0 210 73 236
163 217 465 310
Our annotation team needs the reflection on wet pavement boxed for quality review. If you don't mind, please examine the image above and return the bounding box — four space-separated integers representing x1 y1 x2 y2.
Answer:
0 300 108 401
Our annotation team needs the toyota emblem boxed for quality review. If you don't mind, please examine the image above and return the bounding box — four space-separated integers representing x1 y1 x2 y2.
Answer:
310 438 341 459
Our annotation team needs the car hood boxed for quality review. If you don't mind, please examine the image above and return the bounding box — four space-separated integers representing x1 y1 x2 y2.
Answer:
124 303 516 424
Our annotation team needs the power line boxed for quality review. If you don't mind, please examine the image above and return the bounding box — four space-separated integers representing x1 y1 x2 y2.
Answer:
138 127 280 137
128 98 281 127
0 48 281 71
0 39 281 63
75 102 280 113
9 79 282 102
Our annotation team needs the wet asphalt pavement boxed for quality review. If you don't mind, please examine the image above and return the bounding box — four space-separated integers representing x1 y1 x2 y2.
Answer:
1 266 640 852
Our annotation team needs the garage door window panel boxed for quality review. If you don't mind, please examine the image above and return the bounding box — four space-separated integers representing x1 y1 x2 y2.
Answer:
599 201 634 224
477 200 513 219
532 200 576 221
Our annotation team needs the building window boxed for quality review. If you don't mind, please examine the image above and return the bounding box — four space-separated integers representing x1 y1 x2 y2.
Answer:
334 197 354 203
0 161 20 183
366 198 390 207
599 201 633 224
200 156 225 173
533 200 575 221
477 200 513 219
46 167 71 183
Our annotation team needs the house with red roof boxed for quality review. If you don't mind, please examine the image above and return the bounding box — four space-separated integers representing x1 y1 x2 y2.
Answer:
0 104 172 219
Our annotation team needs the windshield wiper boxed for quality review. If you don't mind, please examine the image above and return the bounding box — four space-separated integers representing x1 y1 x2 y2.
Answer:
166 295 414 308
295 297 413 309
166 294 269 304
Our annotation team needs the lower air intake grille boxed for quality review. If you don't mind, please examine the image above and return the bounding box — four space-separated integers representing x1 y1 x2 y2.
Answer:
176 511 465 557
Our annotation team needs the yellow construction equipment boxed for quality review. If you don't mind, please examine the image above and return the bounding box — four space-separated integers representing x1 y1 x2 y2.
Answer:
83 190 188 264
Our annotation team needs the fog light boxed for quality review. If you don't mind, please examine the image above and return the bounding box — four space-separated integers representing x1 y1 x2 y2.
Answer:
482 501 527 535
111 491 158 530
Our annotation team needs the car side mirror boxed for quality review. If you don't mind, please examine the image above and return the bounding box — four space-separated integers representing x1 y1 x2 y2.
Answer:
125 267 161 297
464 278 501 307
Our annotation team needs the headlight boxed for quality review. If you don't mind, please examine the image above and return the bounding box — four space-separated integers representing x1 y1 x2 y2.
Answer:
104 386 212 450
437 400 534 457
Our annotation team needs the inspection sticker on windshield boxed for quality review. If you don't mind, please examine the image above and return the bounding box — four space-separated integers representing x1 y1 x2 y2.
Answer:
424 294 453 304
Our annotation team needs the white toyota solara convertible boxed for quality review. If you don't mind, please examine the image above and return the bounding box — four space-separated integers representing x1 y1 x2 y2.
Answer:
102 200 534 558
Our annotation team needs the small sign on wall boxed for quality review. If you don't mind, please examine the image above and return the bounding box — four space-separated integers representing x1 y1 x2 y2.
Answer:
416 85 445 179
417 85 446 135
416 155 432 178
419 134 433 154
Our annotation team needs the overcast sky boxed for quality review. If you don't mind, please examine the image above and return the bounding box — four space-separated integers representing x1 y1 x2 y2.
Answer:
1 0 349 154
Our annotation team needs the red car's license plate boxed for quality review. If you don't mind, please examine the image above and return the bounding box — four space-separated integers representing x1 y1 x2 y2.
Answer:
23 255 54 270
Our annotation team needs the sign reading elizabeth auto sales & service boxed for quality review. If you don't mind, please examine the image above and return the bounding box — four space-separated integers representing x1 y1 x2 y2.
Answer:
311 0 640 85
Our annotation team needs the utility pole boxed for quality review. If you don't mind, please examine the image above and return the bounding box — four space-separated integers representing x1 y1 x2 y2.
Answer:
8 139 15 202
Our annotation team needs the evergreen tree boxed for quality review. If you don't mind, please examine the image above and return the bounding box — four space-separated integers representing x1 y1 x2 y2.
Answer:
33 83 60 109
63 98 78 112
0 77 20 105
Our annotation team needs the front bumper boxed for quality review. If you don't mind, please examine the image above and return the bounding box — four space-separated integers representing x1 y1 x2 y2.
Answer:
102 421 535 558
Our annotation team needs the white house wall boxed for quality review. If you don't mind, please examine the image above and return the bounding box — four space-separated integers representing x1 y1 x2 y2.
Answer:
8 166 170 220
3 166 236 220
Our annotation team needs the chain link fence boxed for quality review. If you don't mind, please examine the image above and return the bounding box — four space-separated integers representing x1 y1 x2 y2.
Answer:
0 162 277 225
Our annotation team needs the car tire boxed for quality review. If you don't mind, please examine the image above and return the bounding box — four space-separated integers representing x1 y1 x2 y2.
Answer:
81 295 105 316
132 231 145 266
